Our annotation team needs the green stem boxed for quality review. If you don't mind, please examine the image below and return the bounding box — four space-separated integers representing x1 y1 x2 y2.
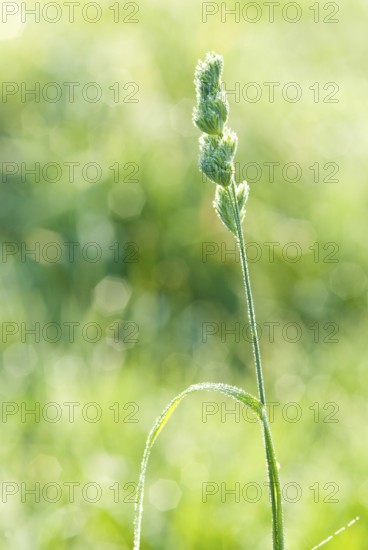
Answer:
227 182 285 549
263 411 284 549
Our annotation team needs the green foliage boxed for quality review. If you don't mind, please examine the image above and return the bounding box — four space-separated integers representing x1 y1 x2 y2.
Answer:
0 8 365 549
133 383 263 549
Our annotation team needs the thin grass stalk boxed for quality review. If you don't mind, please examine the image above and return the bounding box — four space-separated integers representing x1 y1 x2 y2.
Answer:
228 181 285 549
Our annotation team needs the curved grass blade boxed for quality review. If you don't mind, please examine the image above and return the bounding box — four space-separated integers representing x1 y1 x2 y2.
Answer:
133 382 263 549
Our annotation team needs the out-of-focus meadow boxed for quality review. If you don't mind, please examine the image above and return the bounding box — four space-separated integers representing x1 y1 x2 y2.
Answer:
0 1 367 548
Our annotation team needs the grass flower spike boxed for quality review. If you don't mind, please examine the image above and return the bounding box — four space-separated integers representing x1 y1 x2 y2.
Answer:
199 130 237 186
193 52 229 135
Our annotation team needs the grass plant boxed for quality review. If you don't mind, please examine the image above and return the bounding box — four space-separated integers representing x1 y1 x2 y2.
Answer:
133 51 285 550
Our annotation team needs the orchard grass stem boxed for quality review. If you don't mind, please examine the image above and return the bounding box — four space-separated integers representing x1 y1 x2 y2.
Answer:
263 411 285 550
228 181 266 404
227 181 285 550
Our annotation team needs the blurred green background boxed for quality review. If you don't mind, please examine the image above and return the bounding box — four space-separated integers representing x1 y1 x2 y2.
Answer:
0 0 367 548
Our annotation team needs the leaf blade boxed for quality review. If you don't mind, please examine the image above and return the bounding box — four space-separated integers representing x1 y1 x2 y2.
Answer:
133 382 263 549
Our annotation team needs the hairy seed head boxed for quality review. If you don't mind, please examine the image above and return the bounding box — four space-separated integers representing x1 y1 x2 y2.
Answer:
199 130 237 186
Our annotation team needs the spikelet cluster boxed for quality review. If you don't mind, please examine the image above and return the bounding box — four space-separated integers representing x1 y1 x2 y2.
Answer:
193 52 249 234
